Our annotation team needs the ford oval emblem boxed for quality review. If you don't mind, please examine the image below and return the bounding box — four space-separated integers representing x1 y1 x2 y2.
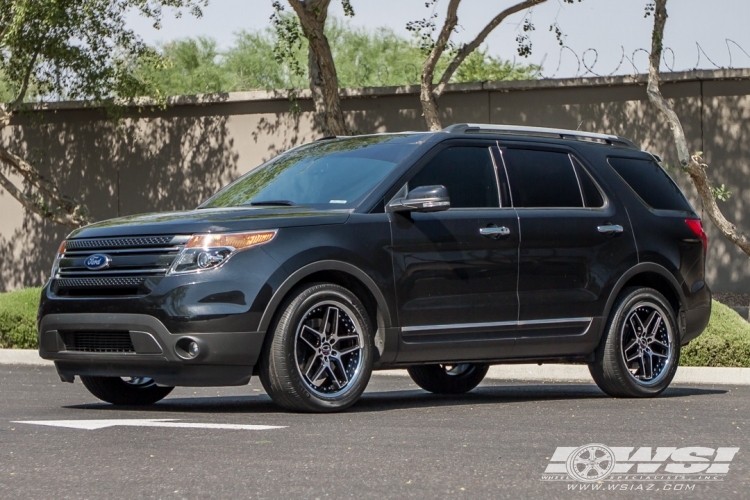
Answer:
83 254 111 271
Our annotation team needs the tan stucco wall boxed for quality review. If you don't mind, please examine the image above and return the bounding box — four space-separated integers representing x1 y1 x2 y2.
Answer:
1 70 748 292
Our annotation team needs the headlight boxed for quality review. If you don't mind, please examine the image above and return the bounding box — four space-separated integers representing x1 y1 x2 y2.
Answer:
168 230 277 275
50 240 66 279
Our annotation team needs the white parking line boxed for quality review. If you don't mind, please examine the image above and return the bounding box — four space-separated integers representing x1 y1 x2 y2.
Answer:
12 419 287 431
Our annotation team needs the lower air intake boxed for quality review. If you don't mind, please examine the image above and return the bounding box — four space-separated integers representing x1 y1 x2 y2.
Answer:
61 331 135 353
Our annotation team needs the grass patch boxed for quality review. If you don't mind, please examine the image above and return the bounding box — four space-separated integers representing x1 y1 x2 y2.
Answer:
0 290 748 368
0 287 41 349
681 300 750 367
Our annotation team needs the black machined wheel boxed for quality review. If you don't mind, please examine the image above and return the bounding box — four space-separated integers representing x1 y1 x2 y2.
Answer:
80 376 174 405
589 287 679 398
259 283 374 412
407 363 489 394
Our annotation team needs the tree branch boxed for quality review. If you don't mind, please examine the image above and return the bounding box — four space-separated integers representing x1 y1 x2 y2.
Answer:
0 168 87 228
647 0 750 257
434 0 547 98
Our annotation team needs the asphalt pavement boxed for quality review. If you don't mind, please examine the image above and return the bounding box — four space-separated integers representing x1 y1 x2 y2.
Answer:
1 365 748 499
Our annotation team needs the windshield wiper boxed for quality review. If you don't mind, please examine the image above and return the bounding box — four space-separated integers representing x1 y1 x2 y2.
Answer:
248 200 295 206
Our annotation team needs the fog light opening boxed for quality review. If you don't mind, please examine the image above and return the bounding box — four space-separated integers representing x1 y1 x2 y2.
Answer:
175 338 203 360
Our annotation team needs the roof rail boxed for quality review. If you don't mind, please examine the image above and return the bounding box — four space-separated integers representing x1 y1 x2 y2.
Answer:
443 123 638 149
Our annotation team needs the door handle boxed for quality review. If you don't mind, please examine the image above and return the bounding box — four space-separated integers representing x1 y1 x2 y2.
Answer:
480 226 511 238
597 224 624 235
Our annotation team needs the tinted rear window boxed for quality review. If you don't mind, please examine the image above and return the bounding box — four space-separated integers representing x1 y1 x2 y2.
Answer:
502 149 583 208
608 157 693 212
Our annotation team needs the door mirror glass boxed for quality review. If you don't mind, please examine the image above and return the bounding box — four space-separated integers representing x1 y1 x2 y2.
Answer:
387 185 451 213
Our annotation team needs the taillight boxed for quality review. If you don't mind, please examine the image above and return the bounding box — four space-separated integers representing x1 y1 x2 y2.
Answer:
685 219 708 254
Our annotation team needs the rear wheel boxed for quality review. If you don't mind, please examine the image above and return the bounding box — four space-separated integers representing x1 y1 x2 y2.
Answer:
589 287 679 398
407 363 489 394
80 376 174 405
259 283 374 413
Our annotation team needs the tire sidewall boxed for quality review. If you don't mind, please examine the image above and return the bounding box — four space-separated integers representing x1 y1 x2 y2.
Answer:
277 285 374 411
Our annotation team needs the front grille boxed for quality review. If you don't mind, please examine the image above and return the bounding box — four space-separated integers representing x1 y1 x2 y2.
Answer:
56 277 146 288
61 331 135 353
65 236 175 250
57 234 190 279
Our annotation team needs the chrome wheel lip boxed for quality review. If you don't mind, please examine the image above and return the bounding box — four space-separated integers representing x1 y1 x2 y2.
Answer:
122 377 155 388
441 364 473 376
619 300 675 387
293 300 365 398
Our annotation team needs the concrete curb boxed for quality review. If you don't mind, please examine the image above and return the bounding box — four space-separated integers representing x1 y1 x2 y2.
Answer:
378 364 750 386
2 349 749 385
0 349 52 366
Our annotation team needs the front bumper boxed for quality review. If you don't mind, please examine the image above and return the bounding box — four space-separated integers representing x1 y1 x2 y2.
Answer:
39 313 265 386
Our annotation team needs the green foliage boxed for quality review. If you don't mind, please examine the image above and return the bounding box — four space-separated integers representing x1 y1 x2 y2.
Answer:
0 287 41 349
141 16 540 95
711 183 732 202
681 301 750 367
0 0 206 106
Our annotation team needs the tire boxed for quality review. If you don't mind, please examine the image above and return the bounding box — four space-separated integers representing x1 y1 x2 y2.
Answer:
589 287 680 398
259 283 374 413
407 363 489 394
80 376 174 405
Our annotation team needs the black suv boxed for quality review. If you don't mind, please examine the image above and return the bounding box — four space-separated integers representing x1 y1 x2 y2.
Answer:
38 124 711 412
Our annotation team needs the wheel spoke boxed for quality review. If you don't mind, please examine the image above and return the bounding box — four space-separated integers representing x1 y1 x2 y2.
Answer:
331 356 350 386
301 325 324 341
650 339 670 350
299 328 320 351
629 314 645 337
306 356 326 383
323 306 339 337
334 334 359 343
336 344 360 356
646 315 663 341
642 352 654 379
649 351 668 359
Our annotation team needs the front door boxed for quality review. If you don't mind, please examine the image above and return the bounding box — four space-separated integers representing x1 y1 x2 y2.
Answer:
389 142 520 362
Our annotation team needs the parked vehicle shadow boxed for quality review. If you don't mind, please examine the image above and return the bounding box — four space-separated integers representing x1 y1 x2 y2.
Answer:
62 382 727 415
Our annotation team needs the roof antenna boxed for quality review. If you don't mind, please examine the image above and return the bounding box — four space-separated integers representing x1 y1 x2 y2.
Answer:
576 121 584 131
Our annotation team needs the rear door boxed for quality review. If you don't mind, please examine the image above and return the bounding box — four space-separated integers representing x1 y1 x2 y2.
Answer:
498 144 637 357
390 141 520 362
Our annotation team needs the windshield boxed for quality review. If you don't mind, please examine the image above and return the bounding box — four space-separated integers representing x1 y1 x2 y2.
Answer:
201 134 424 209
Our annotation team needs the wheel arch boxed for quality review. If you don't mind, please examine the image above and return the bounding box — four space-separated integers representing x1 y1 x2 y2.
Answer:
258 260 393 334
603 263 686 322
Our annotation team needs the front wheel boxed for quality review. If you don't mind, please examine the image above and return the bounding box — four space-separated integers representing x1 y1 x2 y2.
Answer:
259 283 374 413
407 363 489 394
80 376 174 405
589 287 680 398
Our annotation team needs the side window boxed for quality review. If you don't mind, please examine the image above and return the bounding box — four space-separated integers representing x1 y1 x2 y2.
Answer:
408 146 500 208
608 157 693 212
502 149 584 208
572 158 605 208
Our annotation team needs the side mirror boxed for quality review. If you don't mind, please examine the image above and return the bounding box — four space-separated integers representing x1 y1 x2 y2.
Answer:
387 185 450 213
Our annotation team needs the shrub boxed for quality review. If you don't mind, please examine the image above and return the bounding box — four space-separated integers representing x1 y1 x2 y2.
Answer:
0 287 41 349
680 300 750 367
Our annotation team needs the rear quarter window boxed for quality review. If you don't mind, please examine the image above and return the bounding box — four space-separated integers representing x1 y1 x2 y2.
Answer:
607 157 693 212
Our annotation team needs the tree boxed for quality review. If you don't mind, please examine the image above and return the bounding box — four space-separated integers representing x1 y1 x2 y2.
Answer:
272 0 351 136
410 0 580 131
646 0 750 256
0 0 204 228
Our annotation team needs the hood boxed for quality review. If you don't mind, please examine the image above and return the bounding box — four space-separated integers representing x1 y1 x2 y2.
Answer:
68 207 351 239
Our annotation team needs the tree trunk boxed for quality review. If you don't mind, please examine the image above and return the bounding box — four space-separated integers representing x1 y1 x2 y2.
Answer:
419 0 461 131
289 0 347 136
647 0 750 257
